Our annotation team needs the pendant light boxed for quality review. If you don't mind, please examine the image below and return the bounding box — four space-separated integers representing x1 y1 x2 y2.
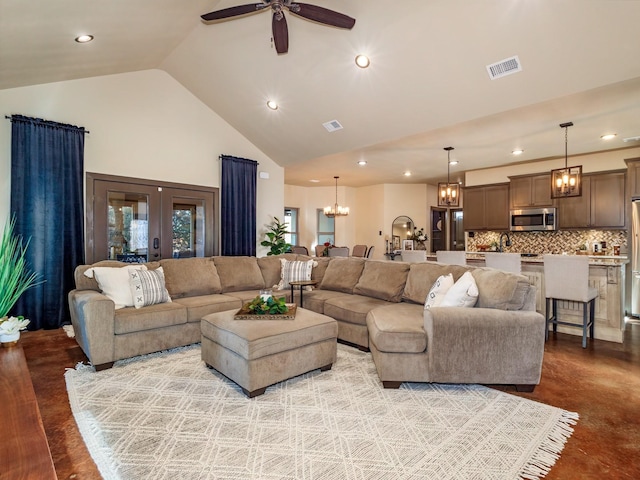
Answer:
324 176 349 217
438 147 460 207
551 122 582 198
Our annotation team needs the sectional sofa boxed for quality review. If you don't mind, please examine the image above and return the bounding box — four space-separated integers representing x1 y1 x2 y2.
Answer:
68 254 545 390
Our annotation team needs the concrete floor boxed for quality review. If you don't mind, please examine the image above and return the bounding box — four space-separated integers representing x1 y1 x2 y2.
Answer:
20 321 640 479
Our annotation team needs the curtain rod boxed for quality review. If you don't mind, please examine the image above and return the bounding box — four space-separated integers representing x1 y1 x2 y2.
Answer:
5 115 90 134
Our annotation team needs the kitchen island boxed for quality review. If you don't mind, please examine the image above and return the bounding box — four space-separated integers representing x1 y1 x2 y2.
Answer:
427 252 628 343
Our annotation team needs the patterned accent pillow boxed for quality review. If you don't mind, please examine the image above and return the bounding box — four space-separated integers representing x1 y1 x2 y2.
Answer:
276 259 315 290
439 271 479 308
128 267 172 309
84 265 148 309
424 273 454 309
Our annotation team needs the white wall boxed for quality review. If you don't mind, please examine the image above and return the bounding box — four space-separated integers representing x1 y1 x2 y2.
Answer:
0 69 284 255
284 182 435 259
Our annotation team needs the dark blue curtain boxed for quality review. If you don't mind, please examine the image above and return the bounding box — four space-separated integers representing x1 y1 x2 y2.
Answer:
10 115 86 330
221 155 257 256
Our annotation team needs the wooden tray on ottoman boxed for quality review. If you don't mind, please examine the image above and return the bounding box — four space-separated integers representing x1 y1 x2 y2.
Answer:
234 303 297 320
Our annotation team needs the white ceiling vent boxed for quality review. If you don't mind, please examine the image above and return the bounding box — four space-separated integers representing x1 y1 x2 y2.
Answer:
323 120 343 132
486 55 522 80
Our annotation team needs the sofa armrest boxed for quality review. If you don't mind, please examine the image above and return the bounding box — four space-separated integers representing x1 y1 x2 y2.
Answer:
68 289 116 366
424 307 545 385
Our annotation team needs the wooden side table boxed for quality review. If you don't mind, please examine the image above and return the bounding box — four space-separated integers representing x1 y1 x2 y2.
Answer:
289 280 318 308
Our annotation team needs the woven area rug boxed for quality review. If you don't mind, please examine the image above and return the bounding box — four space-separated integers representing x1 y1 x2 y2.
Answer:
65 344 577 480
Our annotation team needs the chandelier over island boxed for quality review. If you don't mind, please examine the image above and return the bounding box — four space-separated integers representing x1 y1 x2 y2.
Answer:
438 147 460 207
551 121 582 198
324 176 349 218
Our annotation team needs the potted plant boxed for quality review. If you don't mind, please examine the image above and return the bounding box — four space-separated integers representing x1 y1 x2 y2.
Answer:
260 217 292 256
0 216 40 345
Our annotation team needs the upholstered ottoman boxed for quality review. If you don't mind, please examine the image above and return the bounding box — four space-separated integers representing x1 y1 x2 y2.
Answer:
201 307 338 397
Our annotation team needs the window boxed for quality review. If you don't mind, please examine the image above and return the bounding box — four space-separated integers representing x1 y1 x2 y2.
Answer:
284 207 298 246
317 209 335 245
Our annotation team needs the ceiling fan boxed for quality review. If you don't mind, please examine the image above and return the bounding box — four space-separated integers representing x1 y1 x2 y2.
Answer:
201 1 356 54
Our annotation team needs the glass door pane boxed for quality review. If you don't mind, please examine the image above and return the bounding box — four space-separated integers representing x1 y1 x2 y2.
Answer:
107 191 149 262
172 199 206 258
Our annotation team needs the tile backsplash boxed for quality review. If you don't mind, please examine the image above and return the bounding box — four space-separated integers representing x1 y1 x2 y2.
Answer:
467 230 628 255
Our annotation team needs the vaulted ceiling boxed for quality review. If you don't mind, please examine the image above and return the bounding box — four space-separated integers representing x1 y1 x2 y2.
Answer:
2 0 640 187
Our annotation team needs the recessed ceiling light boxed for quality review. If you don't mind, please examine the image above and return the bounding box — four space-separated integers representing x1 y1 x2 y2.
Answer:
403 171 412 177
449 160 459 166
512 149 524 155
309 179 320 183
75 34 94 43
266 100 278 110
355 54 370 68
357 160 367 166
601 133 617 140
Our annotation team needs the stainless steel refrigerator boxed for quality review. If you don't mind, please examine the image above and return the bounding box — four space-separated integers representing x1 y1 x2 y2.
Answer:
633 200 640 316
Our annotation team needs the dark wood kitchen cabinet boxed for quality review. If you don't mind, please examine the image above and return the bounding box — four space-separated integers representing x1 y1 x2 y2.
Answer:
509 173 554 208
557 171 626 229
463 183 509 231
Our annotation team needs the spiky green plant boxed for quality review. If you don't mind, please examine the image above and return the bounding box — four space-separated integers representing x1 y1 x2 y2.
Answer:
260 217 292 256
0 216 41 318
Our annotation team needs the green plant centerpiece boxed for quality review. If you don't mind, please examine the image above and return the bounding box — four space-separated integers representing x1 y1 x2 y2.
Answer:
261 217 292 256
0 216 41 338
247 295 288 315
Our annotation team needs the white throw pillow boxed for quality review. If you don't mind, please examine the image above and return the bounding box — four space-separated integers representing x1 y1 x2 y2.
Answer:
276 259 315 290
424 274 454 309
84 265 147 309
440 271 479 308
129 267 172 309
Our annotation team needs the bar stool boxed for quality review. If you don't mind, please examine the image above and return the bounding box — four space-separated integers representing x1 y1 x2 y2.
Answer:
436 250 466 266
484 252 521 274
543 254 597 348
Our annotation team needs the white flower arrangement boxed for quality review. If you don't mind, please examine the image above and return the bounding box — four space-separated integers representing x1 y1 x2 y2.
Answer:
0 316 30 335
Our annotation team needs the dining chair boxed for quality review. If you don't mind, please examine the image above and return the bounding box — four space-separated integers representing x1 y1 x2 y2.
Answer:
352 244 367 257
484 252 521 274
328 246 350 257
315 245 328 257
543 254 597 348
436 250 466 266
291 245 309 255
366 246 375 258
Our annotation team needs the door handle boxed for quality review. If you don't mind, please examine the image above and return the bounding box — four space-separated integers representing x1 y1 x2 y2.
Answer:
153 238 159 249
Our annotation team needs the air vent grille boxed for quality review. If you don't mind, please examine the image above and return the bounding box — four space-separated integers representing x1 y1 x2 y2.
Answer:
486 55 522 80
323 120 343 132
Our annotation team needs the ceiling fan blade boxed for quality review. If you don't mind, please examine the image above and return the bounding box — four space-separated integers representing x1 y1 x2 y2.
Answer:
289 3 356 29
201 3 266 22
272 11 289 54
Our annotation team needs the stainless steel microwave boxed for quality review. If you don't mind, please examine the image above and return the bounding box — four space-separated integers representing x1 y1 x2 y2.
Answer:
509 207 557 231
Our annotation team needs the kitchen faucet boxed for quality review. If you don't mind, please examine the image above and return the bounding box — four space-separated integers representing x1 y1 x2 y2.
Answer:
499 232 511 252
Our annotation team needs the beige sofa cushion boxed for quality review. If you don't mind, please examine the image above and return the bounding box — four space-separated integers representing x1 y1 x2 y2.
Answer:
213 256 265 292
353 260 409 302
403 262 470 304
159 258 222 298
257 254 298 288
471 267 531 310
320 257 366 294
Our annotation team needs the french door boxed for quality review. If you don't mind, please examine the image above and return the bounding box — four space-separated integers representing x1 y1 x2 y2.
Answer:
86 173 218 263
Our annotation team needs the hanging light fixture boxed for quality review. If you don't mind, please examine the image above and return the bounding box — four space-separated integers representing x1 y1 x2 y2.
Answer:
551 122 582 198
324 176 349 217
438 147 460 207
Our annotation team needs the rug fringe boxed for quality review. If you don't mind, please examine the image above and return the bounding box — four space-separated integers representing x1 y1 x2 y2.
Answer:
518 410 579 479
62 324 75 338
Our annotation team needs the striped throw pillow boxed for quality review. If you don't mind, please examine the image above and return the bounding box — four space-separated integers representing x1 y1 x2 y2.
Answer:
128 267 172 309
277 259 314 290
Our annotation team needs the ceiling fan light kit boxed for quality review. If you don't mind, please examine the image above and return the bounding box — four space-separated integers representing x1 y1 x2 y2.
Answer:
201 1 356 55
